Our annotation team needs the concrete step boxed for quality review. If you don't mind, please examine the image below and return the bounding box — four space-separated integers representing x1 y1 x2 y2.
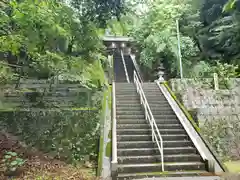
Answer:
117 114 177 120
150 107 173 111
116 94 138 97
143 88 162 92
118 154 202 164
115 84 135 87
144 89 163 92
116 99 140 104
116 111 144 115
116 107 174 114
117 162 206 174
115 79 127 83
117 140 193 148
143 85 161 88
116 92 137 96
144 92 164 96
149 102 172 106
116 114 145 119
148 99 169 104
144 91 163 95
116 102 140 106
116 103 170 108
117 129 185 135
116 96 139 100
115 83 135 86
115 83 135 87
117 171 214 180
116 108 174 115
115 94 137 98
117 134 188 141
154 114 178 120
116 106 142 111
118 147 197 156
115 87 136 90
117 123 182 129
116 95 139 99
116 89 136 92
146 96 167 100
117 119 180 125
151 110 175 115
143 83 161 87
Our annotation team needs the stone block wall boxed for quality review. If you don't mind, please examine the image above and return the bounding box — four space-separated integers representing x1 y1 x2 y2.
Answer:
169 78 240 124
169 78 240 160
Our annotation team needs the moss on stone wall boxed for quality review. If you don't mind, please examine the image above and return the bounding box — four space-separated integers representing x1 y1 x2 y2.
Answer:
163 82 200 132
106 130 112 158
97 84 111 176
163 81 228 171
0 109 100 163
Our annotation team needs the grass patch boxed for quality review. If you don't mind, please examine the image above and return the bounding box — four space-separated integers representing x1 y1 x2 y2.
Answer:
106 141 112 157
225 161 240 173
106 130 112 157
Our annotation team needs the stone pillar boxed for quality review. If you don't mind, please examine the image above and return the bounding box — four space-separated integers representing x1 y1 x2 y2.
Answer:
156 63 165 82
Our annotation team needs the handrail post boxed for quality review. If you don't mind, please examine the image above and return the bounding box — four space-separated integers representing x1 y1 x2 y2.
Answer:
161 148 164 171
151 119 155 142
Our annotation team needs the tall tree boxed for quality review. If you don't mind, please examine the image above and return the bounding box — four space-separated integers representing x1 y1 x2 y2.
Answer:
0 0 106 87
70 0 126 27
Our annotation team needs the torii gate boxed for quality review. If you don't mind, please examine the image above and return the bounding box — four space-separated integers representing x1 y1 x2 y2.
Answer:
102 36 137 55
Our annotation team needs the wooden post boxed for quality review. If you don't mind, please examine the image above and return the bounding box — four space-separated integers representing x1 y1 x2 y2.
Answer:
214 73 219 90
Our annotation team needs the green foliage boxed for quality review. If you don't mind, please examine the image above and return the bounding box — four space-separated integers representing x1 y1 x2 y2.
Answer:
0 64 18 84
70 0 126 28
131 0 199 77
223 0 238 12
211 61 239 89
186 61 239 89
128 0 240 78
1 151 25 173
188 61 212 78
0 0 118 168
202 117 240 161
212 61 239 78
0 110 101 163
0 0 107 89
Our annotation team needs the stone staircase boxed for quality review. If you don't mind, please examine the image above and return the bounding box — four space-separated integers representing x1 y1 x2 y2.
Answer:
123 55 134 82
114 52 127 82
115 82 215 180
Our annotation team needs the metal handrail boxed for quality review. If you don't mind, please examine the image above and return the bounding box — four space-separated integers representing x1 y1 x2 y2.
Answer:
134 71 164 171
130 54 143 83
111 82 117 169
120 50 130 83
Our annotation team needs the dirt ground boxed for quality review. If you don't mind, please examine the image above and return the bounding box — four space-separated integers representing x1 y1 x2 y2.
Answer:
0 131 97 180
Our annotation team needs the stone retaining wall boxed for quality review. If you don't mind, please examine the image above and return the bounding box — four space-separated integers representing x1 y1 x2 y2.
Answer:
169 78 240 160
